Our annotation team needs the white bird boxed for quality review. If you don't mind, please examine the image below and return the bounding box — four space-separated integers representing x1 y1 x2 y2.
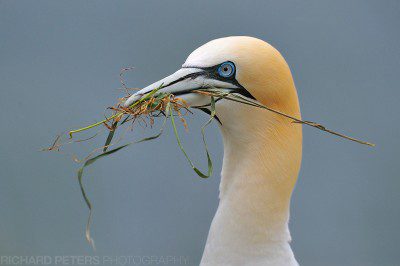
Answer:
125 36 302 266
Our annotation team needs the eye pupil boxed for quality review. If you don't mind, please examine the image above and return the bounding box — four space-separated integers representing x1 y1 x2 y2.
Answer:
218 62 235 78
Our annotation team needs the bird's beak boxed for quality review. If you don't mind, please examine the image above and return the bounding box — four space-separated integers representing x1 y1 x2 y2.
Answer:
123 67 239 108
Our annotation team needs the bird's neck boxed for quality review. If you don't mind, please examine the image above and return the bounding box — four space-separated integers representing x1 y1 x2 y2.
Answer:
201 104 302 266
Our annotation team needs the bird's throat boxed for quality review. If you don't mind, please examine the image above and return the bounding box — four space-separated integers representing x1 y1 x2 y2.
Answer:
200 103 302 266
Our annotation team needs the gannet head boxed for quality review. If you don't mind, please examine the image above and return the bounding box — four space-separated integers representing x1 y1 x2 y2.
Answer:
126 37 303 264
124 36 301 131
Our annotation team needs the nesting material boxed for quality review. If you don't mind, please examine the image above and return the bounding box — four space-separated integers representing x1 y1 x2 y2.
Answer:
46 86 216 249
45 82 374 249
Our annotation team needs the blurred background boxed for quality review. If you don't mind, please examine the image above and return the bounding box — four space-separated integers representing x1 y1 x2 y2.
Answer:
0 1 399 265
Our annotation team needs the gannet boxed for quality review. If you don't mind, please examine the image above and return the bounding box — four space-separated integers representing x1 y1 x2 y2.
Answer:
125 36 302 266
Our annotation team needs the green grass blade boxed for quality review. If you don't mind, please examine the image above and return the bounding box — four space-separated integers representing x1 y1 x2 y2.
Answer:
200 96 216 177
103 121 118 152
169 97 215 179
120 114 131 125
77 109 169 248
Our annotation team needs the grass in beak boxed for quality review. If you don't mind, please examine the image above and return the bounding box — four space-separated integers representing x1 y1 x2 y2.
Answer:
45 84 215 248
45 73 373 249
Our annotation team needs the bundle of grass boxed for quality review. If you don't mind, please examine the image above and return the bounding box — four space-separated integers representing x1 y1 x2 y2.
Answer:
45 74 374 249
45 84 217 249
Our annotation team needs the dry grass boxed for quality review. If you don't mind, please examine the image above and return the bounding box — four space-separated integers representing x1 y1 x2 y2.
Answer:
44 68 374 249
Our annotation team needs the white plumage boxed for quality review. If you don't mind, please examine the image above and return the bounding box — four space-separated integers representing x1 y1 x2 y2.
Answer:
127 36 302 266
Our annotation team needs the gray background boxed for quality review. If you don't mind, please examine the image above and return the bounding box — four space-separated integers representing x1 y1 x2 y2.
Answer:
0 1 399 265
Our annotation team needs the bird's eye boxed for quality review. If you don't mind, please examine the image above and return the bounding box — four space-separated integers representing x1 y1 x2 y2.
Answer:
217 62 235 78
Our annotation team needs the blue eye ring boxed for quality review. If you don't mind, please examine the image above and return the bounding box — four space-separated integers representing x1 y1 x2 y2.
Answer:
217 62 235 78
